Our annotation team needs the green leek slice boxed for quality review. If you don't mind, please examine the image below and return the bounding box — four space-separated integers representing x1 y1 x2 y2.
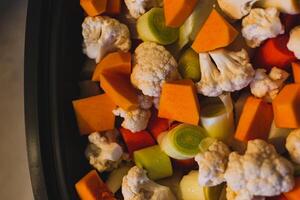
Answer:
137 8 179 45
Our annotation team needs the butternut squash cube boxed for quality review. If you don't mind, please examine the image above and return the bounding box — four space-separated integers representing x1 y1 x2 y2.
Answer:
80 0 107 16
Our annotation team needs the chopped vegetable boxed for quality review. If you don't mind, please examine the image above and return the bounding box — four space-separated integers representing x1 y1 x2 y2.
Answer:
124 0 163 19
292 62 300 83
268 121 292 154
75 170 116 200
137 8 179 45
106 0 121 15
100 73 139 111
72 94 116 135
257 0 300 14
284 177 300 200
203 184 225 200
287 26 300 59
235 96 274 142
163 0 199 28
134 145 173 180
158 124 207 159
273 84 300 128
253 34 297 71
158 79 201 125
234 92 251 125
80 0 108 16
92 52 131 81
179 171 205 200
106 164 133 193
200 94 235 143
119 128 156 155
192 9 238 53
286 129 300 164
157 170 183 199
178 48 201 82
148 110 170 140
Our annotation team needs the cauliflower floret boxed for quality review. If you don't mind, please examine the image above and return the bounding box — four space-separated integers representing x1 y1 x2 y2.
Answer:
242 8 284 48
217 0 259 19
85 131 125 172
287 26 300 59
113 107 151 133
250 67 289 102
197 49 255 97
124 0 163 19
224 139 295 200
82 16 131 63
195 141 231 186
122 166 176 200
286 129 300 164
131 42 179 98
138 94 153 109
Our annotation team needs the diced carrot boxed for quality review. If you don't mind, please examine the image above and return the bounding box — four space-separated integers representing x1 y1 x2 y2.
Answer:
267 195 288 200
148 112 169 140
280 13 300 32
172 158 197 171
106 0 121 15
164 0 199 28
192 9 238 53
80 0 107 17
235 96 274 142
253 34 297 71
292 62 300 83
158 79 200 125
100 73 138 111
72 94 116 135
284 177 300 200
92 52 131 81
75 170 116 200
120 128 156 155
273 84 300 128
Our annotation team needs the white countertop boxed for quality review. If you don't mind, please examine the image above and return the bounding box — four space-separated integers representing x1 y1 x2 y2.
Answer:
0 1 34 199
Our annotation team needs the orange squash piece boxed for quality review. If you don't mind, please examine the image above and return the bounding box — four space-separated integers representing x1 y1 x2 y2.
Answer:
284 177 300 200
164 0 199 28
92 52 131 81
100 73 138 110
235 96 274 142
292 62 300 83
75 170 116 200
273 84 300 128
106 0 121 15
72 94 116 135
158 79 200 125
80 0 108 17
192 9 238 53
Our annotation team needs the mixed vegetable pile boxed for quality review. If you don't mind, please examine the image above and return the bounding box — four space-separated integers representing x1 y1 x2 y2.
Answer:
72 0 300 200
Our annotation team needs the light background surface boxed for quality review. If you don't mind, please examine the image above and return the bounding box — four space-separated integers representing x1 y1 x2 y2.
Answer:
0 0 34 199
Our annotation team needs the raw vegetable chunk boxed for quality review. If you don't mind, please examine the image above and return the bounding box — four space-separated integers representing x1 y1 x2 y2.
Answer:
75 170 115 200
148 110 170 140
100 73 138 111
80 0 107 16
158 79 200 125
105 164 133 193
273 84 300 128
163 0 199 28
106 0 121 15
119 128 156 155
178 48 201 82
292 62 300 83
192 9 238 53
137 8 179 45
134 145 173 180
284 177 300 200
179 171 205 200
92 52 131 81
235 96 274 142
72 94 116 135
253 34 297 71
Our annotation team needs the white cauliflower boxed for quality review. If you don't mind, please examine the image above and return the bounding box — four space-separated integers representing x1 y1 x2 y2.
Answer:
197 49 255 97
85 131 125 172
242 8 284 48
287 26 300 59
131 42 179 98
286 129 300 164
224 139 295 200
217 0 259 19
250 67 289 102
122 166 176 200
195 141 231 186
113 107 151 133
125 0 163 19
82 16 131 63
